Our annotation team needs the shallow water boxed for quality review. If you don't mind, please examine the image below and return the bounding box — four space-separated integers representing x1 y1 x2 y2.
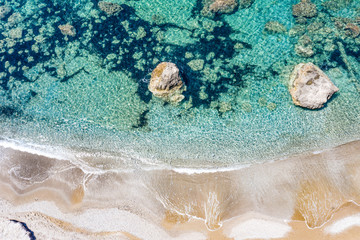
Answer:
1 0 360 168
0 0 360 238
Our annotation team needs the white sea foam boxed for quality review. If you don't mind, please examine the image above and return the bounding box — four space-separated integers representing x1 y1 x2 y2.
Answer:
226 216 291 240
325 213 360 234
0 137 254 174
0 138 112 175
170 164 251 174
0 138 72 161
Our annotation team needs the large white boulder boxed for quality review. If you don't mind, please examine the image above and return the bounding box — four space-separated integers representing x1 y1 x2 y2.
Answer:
289 62 339 109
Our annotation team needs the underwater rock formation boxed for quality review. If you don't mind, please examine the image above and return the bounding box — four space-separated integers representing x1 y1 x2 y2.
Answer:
295 35 314 57
264 21 287 34
58 24 76 37
8 27 23 39
344 23 360 38
188 59 205 71
209 0 238 13
289 63 339 109
202 0 238 16
292 0 317 23
98 1 123 16
149 62 186 103
238 0 255 8
7 12 22 27
0 5 11 19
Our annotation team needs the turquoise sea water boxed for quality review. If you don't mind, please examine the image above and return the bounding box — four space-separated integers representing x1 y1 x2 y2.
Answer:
0 0 359 168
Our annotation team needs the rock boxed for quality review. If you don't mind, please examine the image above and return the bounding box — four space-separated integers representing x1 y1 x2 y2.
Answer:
295 45 314 57
9 27 23 39
98 1 123 16
185 52 194 59
289 63 339 109
7 12 22 27
202 0 238 16
238 0 254 8
0 5 11 19
292 0 317 19
344 23 360 38
149 62 185 103
188 59 205 71
219 101 232 113
209 0 238 13
58 24 76 37
289 25 306 37
264 21 287 34
295 35 314 57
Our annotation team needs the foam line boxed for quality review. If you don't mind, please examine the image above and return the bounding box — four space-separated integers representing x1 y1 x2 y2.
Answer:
0 139 71 161
325 214 360 234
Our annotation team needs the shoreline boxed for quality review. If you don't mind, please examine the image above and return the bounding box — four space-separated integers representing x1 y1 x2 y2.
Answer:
1 140 360 239
1 136 360 172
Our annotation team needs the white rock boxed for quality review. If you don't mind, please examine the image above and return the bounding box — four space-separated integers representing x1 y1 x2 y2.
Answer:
289 62 339 109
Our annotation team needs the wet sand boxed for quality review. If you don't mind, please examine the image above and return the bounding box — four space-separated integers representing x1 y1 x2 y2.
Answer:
1 140 360 239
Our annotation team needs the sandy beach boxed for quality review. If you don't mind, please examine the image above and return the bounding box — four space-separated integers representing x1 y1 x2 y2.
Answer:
1 140 360 239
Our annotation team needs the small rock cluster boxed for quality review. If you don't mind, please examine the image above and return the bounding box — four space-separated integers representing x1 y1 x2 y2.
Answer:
295 35 314 57
344 23 360 39
264 21 287 34
202 0 254 16
292 0 317 24
202 0 238 16
0 5 11 19
209 0 238 13
58 24 76 37
238 0 254 9
98 1 123 16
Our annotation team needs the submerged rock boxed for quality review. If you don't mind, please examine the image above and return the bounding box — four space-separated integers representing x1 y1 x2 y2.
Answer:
149 62 186 103
98 1 123 16
58 24 76 37
188 59 205 71
292 0 317 23
202 0 238 16
344 23 360 38
289 63 339 109
7 12 22 27
295 35 314 57
8 27 23 39
209 0 238 13
238 0 255 8
264 21 287 34
295 45 314 57
0 5 11 19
